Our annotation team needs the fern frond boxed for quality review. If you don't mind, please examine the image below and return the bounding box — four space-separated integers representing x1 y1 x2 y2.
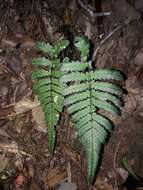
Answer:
32 39 69 154
61 50 124 183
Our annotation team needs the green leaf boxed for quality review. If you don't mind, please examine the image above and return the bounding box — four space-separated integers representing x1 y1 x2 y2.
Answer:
93 91 123 107
90 69 124 80
122 157 140 180
72 107 91 122
63 83 89 96
61 72 87 83
36 42 55 57
32 70 51 79
92 81 123 96
64 91 90 106
93 99 121 115
68 99 90 114
61 61 88 72
32 57 52 67
32 70 62 79
74 36 90 61
54 39 69 55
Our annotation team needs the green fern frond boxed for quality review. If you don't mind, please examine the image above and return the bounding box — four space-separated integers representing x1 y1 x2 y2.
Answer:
61 37 124 183
32 39 69 154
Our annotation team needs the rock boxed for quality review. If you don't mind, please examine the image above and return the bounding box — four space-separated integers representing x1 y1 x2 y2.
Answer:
56 182 77 190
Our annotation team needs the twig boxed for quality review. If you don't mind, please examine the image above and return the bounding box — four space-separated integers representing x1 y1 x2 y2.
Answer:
113 141 121 190
0 5 10 43
0 142 33 159
76 0 111 18
92 24 124 62
67 161 72 183
0 99 40 119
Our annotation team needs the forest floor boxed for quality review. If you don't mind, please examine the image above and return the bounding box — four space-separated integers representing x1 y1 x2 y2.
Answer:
0 0 143 189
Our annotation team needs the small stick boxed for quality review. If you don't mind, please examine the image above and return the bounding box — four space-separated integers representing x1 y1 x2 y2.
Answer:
0 6 10 43
0 142 33 159
76 0 111 18
92 24 124 62
113 141 121 190
67 161 72 183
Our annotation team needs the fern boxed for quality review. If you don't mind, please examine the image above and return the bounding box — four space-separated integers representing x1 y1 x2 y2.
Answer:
32 39 69 154
32 37 124 184
60 37 124 183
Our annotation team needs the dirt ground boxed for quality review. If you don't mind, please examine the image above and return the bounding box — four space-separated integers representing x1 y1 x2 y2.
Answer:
0 0 143 189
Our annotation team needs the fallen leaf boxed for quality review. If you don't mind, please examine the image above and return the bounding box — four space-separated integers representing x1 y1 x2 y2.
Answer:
15 174 25 188
0 154 9 173
32 98 47 133
57 181 77 190
45 167 66 189
14 98 39 115
95 177 114 190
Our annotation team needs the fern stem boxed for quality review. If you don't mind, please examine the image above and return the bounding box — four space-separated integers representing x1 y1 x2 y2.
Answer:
88 66 95 183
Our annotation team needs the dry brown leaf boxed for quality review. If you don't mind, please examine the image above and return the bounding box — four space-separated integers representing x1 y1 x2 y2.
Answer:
14 174 25 188
29 179 40 190
57 181 77 190
123 94 137 113
0 154 9 173
45 167 66 189
32 101 47 133
95 177 114 190
0 129 10 138
14 98 39 115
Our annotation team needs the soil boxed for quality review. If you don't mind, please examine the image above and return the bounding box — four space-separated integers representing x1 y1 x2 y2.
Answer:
0 0 143 190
